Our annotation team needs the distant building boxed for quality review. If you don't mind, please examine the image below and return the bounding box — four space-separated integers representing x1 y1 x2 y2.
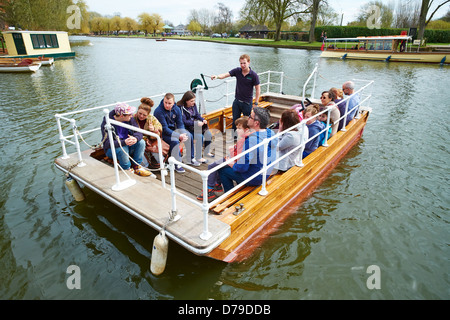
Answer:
173 24 190 36
239 24 271 39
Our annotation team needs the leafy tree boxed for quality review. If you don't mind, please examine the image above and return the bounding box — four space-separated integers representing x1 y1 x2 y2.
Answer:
121 17 137 35
187 20 202 35
417 0 450 42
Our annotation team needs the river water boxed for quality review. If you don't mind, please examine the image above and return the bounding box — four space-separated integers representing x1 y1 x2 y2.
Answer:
0 36 448 300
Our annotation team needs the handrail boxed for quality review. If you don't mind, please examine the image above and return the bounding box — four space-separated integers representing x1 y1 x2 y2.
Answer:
302 63 319 106
104 111 168 189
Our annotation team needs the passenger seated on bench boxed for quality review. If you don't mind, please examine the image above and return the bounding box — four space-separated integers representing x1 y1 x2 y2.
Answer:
177 90 213 163
318 106 332 145
154 93 200 173
302 104 325 159
319 90 340 137
197 116 252 201
100 102 151 177
134 97 164 169
274 110 306 172
218 107 277 193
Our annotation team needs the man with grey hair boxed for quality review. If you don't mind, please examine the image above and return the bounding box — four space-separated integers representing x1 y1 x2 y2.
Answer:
338 81 361 130
218 107 277 193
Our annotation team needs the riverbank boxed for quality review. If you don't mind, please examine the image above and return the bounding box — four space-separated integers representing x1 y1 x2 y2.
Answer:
85 34 449 52
86 34 324 50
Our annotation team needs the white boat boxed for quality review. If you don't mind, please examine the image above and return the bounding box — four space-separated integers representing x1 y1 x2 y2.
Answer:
0 61 41 72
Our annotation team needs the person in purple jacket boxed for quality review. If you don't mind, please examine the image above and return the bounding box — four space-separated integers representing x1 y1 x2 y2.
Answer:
100 103 151 176
177 91 213 163
211 54 261 132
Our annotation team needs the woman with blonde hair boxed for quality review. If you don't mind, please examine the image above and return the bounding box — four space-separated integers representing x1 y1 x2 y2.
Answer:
134 97 167 168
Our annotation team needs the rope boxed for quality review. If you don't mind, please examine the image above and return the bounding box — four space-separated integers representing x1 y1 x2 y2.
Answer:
318 73 342 85
111 130 157 178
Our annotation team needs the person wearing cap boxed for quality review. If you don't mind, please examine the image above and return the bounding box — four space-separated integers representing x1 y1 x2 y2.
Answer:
100 102 151 177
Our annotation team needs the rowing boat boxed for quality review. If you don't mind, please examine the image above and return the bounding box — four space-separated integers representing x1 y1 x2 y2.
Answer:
0 60 41 72
54 67 374 266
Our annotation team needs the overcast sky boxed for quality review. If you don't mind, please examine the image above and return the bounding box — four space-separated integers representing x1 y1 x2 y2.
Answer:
83 0 449 26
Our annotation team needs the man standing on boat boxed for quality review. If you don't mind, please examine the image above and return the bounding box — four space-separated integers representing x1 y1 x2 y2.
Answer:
101 103 151 177
218 107 276 193
339 81 361 130
211 54 261 133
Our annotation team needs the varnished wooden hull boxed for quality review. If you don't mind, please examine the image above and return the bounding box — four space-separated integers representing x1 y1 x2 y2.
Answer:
207 109 370 262
320 49 449 64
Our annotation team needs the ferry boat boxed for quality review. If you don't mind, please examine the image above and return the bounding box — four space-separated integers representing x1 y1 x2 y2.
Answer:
54 67 373 269
1 31 75 59
320 35 449 65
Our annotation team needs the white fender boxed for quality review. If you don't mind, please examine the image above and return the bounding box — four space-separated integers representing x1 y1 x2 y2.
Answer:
65 176 85 201
150 230 169 275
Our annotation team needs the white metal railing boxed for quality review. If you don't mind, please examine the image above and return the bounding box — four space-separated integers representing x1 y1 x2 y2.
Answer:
302 63 319 105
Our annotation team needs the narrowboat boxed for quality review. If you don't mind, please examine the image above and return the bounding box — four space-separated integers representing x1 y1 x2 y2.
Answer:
1 30 75 59
54 67 374 271
320 35 448 65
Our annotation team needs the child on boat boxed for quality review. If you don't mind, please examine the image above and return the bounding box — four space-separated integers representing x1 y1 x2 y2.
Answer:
318 106 332 146
303 104 325 158
197 116 252 201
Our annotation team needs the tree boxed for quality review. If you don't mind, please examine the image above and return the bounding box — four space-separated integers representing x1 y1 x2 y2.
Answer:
215 2 233 34
187 20 202 35
417 0 450 42
138 13 152 36
393 0 421 28
121 17 137 35
239 0 273 26
149 13 163 35
110 16 122 35
246 0 310 41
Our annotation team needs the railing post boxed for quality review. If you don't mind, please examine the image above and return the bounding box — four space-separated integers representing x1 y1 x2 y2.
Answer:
279 72 284 94
341 99 350 132
258 138 269 196
71 119 86 167
200 173 212 240
104 109 136 191
55 115 69 159
266 71 271 93
322 108 331 147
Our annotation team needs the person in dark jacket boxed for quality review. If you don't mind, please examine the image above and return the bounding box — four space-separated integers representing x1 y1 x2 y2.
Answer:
177 91 213 163
100 102 151 176
153 93 200 173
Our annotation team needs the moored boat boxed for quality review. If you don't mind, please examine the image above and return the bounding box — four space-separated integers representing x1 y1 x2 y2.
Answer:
54 67 374 268
320 35 449 65
1 30 75 59
0 59 41 72
0 56 54 66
